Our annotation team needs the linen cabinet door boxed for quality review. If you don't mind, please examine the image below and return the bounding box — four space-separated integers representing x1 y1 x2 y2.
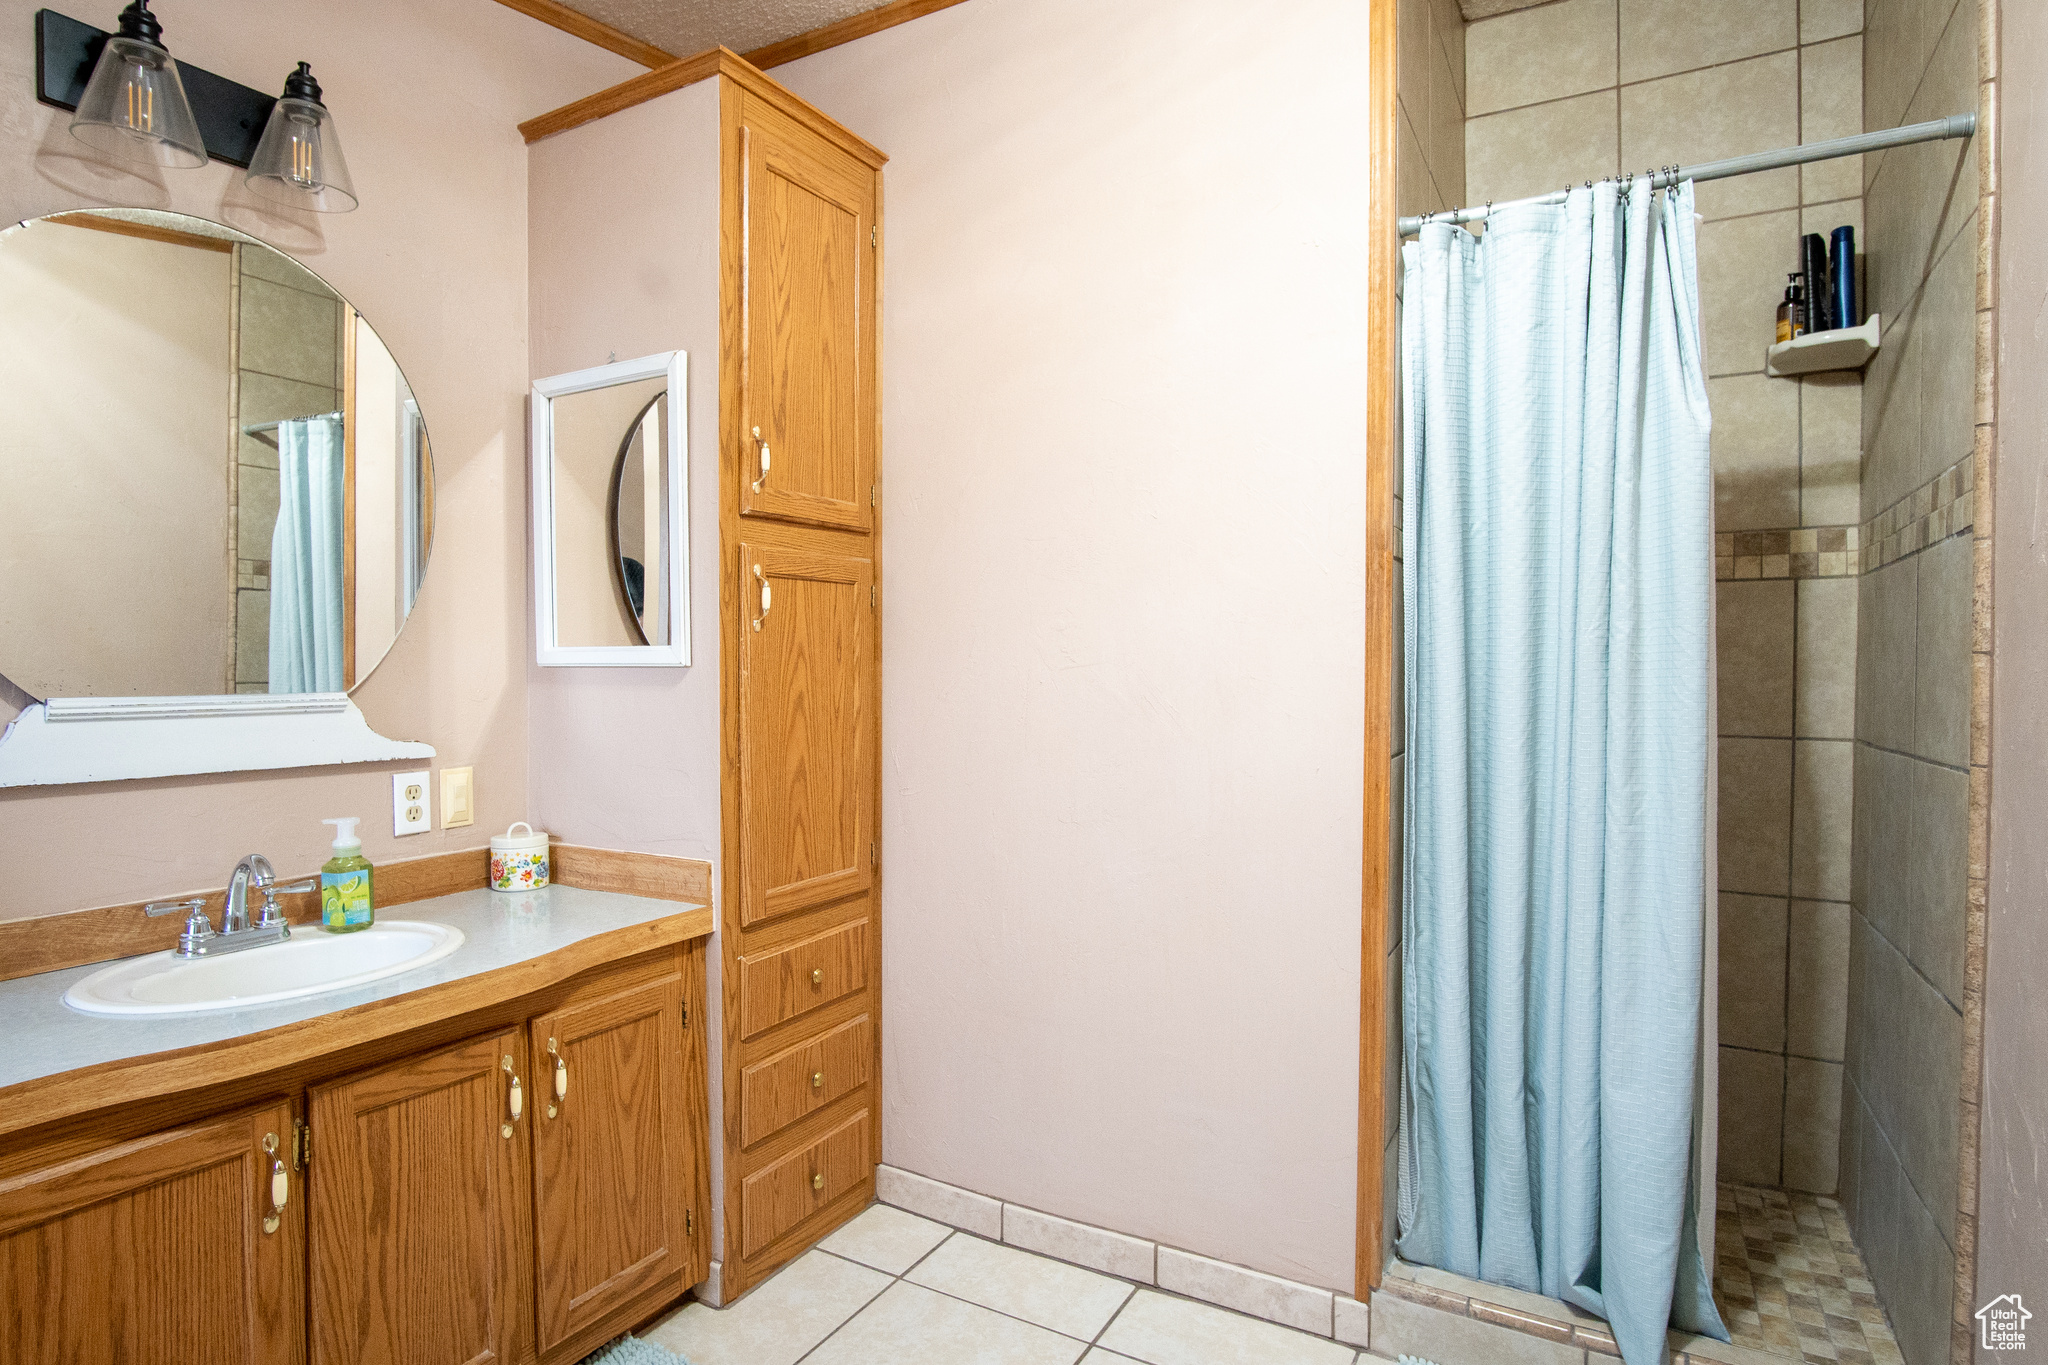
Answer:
735 90 877 534
528 971 698 1365
736 542 876 930
309 1030 534 1365
0 1100 304 1365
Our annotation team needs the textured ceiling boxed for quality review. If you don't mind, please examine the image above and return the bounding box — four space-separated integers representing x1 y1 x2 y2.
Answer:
557 0 889 58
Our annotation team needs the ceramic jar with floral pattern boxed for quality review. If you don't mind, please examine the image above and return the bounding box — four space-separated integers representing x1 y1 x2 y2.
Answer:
490 821 550 891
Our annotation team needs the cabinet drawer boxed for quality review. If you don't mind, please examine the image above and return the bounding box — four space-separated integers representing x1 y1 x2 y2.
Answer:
739 1107 870 1260
738 918 868 1039
740 1014 871 1148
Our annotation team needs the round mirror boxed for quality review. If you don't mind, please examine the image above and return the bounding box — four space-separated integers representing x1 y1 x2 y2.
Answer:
608 392 668 647
0 208 433 700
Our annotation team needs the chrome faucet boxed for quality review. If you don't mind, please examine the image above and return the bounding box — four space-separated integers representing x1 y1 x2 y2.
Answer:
146 854 317 958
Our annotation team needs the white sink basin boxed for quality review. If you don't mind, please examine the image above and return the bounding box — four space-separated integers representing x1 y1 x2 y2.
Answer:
64 921 465 1017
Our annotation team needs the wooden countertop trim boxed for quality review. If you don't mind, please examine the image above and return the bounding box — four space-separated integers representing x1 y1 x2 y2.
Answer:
518 46 887 168
740 0 971 71
0 906 712 1142
0 848 491 985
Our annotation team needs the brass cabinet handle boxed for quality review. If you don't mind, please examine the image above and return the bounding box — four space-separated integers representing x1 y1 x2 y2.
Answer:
752 426 772 493
811 1071 824 1091
261 1133 288 1234
811 1171 824 1191
753 564 773 633
546 1038 567 1119
810 968 823 987
502 1055 523 1137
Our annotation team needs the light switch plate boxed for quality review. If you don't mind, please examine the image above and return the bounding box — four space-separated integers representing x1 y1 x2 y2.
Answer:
441 766 475 829
393 771 431 835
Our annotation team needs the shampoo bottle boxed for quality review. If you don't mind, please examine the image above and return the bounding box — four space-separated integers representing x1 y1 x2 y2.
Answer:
1777 274 1805 342
320 817 375 933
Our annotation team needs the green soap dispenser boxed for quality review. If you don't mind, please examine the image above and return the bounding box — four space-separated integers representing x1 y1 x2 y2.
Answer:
320 817 375 933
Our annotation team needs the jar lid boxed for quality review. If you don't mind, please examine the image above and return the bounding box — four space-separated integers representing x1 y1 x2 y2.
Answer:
491 820 551 853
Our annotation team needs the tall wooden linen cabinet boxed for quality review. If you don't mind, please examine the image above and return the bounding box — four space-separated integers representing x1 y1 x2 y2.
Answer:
525 50 885 1305
716 66 884 1300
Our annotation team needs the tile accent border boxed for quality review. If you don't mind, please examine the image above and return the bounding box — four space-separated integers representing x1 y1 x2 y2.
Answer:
1715 527 1862 581
1859 453 1976 571
872 1163 1357 1343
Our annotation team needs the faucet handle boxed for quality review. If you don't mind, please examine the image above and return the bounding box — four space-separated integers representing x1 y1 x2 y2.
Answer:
146 897 209 920
146 899 215 956
256 878 318 927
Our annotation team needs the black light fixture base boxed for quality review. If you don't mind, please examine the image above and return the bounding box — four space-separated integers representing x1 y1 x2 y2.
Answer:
35 7 275 168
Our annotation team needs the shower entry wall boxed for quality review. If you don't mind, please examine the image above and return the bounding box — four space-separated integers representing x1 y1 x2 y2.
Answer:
1369 3 1993 1365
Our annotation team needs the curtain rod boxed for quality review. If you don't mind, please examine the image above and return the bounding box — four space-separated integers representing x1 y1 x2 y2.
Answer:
1395 113 1977 238
242 411 343 447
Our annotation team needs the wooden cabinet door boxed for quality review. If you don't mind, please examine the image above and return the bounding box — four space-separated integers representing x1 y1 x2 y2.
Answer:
310 1029 534 1365
528 975 693 1364
737 542 875 929
0 1100 303 1365
736 91 877 533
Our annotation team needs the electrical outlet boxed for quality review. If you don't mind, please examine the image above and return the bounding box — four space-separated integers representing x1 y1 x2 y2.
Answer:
441 766 475 829
393 771 431 835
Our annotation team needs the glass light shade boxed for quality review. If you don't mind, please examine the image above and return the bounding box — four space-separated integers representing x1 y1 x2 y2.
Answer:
246 89 357 213
68 32 207 169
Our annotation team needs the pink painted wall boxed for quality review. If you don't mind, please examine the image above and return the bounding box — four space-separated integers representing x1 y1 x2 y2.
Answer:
0 0 636 919
524 80 724 868
773 0 1372 1290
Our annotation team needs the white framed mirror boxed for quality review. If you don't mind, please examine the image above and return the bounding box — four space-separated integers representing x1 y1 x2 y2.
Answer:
531 352 688 667
0 208 435 786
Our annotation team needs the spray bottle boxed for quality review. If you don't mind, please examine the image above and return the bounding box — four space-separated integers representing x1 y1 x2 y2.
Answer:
320 817 375 933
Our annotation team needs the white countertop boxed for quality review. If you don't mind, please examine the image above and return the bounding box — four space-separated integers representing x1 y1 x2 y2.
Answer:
0 885 706 1092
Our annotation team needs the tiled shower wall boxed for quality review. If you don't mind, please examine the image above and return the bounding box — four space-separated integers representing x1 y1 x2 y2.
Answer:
229 247 344 693
1837 2 1984 1363
1463 0 1867 1199
1387 0 1466 1269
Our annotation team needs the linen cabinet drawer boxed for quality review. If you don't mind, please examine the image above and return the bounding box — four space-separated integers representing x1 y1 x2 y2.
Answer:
739 1108 870 1259
740 1014 871 1148
738 917 869 1039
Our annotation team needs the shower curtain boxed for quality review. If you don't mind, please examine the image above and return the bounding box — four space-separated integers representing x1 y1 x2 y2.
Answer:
1396 181 1725 1365
269 414 346 693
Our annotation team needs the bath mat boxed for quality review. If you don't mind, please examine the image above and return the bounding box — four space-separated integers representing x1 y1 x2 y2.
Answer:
578 1336 693 1365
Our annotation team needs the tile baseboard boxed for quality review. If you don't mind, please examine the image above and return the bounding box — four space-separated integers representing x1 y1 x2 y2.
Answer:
872 1162 1359 1341
1159 1245 1335 1336
693 1260 724 1308
1002 1202 1156 1284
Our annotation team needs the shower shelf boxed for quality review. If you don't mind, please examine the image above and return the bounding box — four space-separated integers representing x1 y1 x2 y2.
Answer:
1766 313 1881 377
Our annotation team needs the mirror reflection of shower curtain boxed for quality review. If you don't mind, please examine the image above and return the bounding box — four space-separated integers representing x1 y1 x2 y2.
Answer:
1396 181 1725 1365
269 414 347 693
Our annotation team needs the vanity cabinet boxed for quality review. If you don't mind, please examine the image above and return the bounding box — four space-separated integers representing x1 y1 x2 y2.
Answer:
0 1099 305 1365
0 927 710 1365
306 952 706 1365
528 973 698 1362
309 1029 534 1365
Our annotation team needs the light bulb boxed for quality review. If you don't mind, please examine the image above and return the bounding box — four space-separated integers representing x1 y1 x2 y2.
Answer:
246 63 358 213
67 0 207 169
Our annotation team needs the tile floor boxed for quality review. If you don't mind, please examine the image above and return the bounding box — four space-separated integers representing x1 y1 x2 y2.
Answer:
1711 1183 1904 1365
645 1204 1361 1365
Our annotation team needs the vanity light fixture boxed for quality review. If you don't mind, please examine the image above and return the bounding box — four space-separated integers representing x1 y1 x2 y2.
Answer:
245 61 356 213
65 0 205 168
